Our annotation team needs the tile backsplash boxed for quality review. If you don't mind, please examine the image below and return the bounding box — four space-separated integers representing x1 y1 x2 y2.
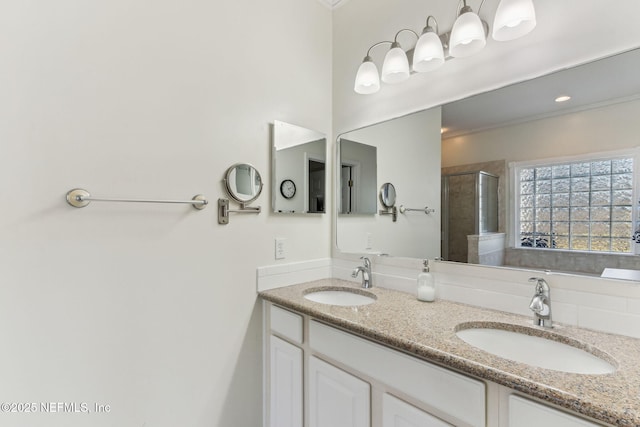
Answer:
257 257 640 339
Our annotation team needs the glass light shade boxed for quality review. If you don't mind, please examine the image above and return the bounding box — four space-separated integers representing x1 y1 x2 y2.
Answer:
354 59 380 94
492 0 536 41
381 45 410 84
449 10 486 58
413 31 444 73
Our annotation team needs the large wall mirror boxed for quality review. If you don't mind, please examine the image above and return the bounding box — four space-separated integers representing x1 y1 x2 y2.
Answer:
336 108 441 257
273 121 327 214
336 48 640 279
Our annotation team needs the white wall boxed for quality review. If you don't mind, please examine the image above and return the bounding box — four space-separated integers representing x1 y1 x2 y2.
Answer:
0 1 331 427
337 108 442 258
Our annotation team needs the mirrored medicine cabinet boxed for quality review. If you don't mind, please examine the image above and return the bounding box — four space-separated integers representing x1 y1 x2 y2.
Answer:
272 120 327 214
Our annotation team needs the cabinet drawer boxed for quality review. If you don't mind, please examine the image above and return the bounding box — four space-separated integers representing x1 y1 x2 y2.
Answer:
509 395 601 427
309 320 485 427
270 305 303 344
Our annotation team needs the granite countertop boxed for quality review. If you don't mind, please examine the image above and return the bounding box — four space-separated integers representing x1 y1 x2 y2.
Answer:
260 279 640 426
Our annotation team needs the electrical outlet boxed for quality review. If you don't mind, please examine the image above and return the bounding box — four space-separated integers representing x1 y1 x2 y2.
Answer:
275 238 286 260
366 233 373 250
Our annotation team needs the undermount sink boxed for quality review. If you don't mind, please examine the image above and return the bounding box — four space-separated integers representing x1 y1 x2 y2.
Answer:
303 287 376 306
456 324 616 375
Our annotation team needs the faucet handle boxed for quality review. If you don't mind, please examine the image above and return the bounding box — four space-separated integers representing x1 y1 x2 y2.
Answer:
360 256 371 268
529 277 549 293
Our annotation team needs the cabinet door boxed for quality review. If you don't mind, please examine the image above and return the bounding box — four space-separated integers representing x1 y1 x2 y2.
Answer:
382 393 452 427
309 356 370 427
270 336 303 427
509 395 601 427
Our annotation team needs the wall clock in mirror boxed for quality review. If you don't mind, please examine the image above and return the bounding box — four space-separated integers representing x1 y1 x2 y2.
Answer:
280 179 296 199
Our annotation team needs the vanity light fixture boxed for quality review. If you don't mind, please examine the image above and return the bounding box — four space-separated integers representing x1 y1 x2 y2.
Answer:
449 0 486 58
381 29 418 84
354 41 391 94
413 16 445 73
353 0 537 95
492 0 536 41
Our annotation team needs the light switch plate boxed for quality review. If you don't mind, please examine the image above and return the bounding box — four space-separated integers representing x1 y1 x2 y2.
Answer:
275 238 286 259
366 233 373 250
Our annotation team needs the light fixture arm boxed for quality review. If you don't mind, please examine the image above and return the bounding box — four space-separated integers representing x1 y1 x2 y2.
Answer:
364 40 393 59
456 0 487 16
392 28 419 47
423 15 439 34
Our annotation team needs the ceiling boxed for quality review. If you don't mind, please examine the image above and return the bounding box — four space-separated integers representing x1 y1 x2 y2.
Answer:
441 48 640 138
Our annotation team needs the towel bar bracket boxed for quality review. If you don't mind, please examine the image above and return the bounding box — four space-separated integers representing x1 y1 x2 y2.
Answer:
66 189 91 208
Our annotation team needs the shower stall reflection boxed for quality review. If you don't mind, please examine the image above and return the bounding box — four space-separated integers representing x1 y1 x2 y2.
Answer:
442 171 503 264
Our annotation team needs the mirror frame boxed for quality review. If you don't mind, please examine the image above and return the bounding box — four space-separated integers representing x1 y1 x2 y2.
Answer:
379 182 396 208
224 163 263 205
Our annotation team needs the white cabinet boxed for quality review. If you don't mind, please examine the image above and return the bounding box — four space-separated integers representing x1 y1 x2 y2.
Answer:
508 395 601 427
309 320 485 427
308 356 370 427
382 393 452 427
270 335 303 427
264 302 605 427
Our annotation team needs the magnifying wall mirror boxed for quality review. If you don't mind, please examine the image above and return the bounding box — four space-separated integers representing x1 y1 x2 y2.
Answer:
379 183 396 208
224 163 263 205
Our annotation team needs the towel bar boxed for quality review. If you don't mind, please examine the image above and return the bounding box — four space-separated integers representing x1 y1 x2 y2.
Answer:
65 188 208 210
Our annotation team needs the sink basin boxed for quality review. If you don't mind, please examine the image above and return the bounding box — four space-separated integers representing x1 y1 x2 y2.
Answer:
303 287 376 306
456 325 616 375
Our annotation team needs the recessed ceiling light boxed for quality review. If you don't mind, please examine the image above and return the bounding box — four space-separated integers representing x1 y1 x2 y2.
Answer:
555 95 571 103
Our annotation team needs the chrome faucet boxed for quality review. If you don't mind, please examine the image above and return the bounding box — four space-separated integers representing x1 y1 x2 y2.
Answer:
528 277 552 327
351 257 372 288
